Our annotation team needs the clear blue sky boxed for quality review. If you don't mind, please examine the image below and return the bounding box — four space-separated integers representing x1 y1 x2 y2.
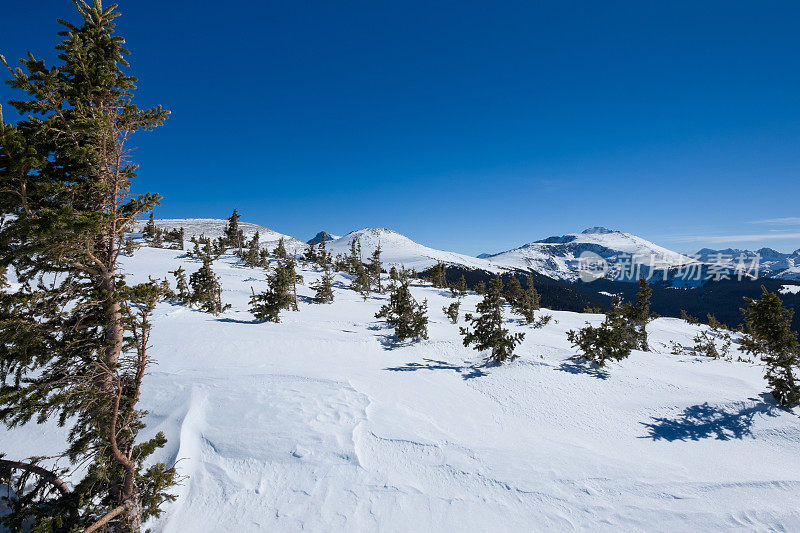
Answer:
3 1 800 255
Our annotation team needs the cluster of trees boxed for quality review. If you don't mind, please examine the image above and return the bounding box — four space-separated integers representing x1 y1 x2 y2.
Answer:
142 212 184 250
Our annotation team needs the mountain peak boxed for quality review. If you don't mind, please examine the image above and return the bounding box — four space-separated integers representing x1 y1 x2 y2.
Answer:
580 226 615 235
307 231 338 245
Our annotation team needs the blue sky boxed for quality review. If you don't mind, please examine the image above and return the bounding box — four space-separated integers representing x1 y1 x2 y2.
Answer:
2 1 800 255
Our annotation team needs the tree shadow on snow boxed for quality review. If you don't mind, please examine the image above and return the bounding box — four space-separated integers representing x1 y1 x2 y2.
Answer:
384 358 488 380
640 395 779 442
555 358 609 380
215 317 261 325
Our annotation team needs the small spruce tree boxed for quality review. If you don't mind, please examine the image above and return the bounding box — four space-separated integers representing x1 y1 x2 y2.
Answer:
741 287 800 407
368 243 383 293
311 267 335 303
443 301 460 324
188 259 230 315
274 236 288 259
351 262 371 300
375 280 429 341
460 277 524 364
450 274 468 298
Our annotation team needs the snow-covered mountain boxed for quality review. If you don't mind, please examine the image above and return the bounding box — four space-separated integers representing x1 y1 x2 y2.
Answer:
484 227 696 281
307 231 340 245
326 228 507 273
696 247 800 281
134 218 308 255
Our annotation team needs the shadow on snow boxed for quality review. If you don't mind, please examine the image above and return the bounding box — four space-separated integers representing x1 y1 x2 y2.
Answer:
384 358 488 380
640 395 780 441
555 358 610 380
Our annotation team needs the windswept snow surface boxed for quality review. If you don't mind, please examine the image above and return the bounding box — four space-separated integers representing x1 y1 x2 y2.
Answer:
3 247 800 531
326 228 507 273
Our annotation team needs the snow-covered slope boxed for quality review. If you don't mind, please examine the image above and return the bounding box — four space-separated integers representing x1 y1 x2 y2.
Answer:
134 218 308 255
3 246 799 531
485 227 697 281
697 247 800 281
326 228 507 273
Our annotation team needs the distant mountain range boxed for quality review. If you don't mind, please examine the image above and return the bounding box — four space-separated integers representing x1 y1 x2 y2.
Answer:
136 218 800 282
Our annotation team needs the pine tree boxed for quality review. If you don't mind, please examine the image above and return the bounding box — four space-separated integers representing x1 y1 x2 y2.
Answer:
304 241 318 263
566 297 638 367
475 280 486 295
443 301 460 324
375 280 429 341
317 233 331 267
741 287 800 407
170 266 190 303
351 261 371 300
460 277 524 364
188 259 230 315
124 235 137 256
143 211 157 238
509 275 541 324
450 274 468 298
224 208 244 254
274 236 288 259
347 238 363 275
630 278 652 350
430 261 447 288
244 231 262 267
249 259 296 322
368 243 383 293
0 2 178 529
389 266 398 281
311 267 335 303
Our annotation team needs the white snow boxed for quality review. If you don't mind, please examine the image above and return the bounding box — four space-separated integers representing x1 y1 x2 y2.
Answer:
780 284 800 295
3 246 800 531
326 228 508 273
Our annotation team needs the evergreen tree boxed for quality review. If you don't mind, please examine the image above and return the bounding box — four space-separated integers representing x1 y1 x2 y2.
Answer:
224 208 244 254
0 2 178 529
741 287 800 407
170 266 190 303
630 278 652 350
347 238 363 274
475 280 486 295
566 297 637 367
351 261 371 300
249 259 296 322
443 301 460 324
304 241 318 263
317 233 331 267
124 235 137 256
311 267 335 303
143 211 157 238
509 275 540 324
450 275 468 298
274 236 288 259
460 277 524 364
244 231 262 268
389 265 398 282
504 276 525 307
375 280 429 341
150 227 164 248
368 243 383 293
188 259 230 315
430 261 447 288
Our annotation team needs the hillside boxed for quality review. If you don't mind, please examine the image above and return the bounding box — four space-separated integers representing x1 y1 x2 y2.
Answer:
326 228 507 273
484 227 696 281
3 246 799 531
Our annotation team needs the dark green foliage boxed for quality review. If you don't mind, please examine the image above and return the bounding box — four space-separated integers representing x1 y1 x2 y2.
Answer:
304 241 318 263
460 277 524 364
224 208 244 254
631 278 652 350
681 309 699 324
376 280 429 341
368 243 383 293
531 314 553 329
566 308 636 367
389 266 398 281
188 259 230 315
508 275 540 323
163 227 184 250
124 235 137 255
741 287 800 407
475 280 486 294
143 212 157 239
170 266 190 303
347 238 363 275
274 236 288 259
311 268 335 303
316 234 331 268
249 259 298 322
351 261 371 300
243 231 265 268
0 2 178 528
429 261 447 288
450 275 468 298
443 301 460 324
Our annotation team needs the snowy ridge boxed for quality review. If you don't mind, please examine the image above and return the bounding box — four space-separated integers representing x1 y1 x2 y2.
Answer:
697 247 800 281
484 227 697 281
326 228 508 273
134 218 308 255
